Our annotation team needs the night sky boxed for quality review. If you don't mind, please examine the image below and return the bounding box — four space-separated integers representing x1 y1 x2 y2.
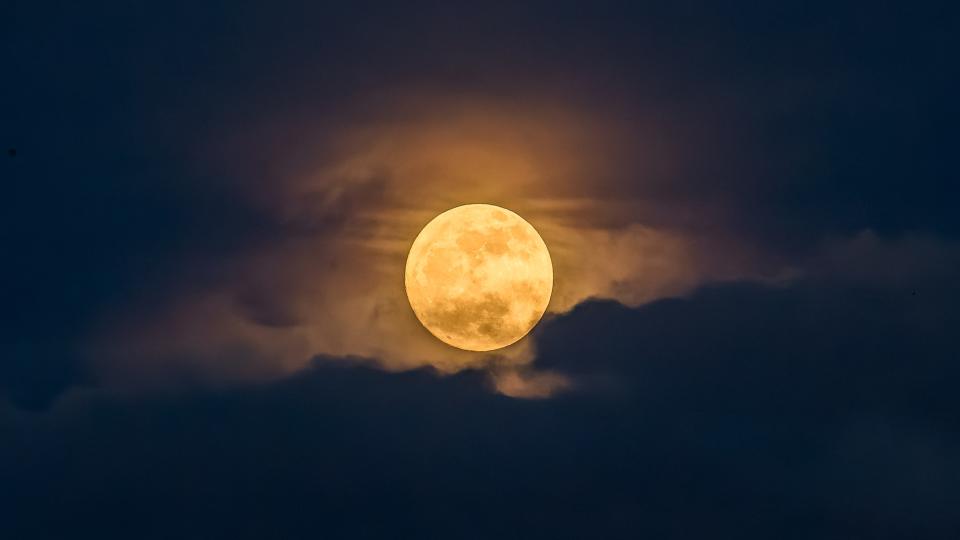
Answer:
3 2 960 538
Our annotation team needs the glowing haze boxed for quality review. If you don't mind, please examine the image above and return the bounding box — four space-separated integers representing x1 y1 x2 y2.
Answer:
90 92 766 396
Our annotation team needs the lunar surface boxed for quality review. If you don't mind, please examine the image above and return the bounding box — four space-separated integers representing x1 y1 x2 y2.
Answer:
405 204 553 351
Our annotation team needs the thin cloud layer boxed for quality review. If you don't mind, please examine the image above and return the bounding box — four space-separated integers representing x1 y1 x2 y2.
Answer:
89 93 769 388
3 1 956 404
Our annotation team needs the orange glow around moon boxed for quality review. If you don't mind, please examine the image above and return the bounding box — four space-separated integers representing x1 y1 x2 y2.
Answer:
405 204 554 351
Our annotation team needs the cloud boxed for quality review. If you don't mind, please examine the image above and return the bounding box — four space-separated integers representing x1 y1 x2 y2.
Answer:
5 274 959 538
2 3 958 536
86 92 771 388
82 77 960 392
4 0 957 406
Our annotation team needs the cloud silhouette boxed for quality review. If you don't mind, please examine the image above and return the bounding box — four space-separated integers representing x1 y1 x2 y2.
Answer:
2 4 958 537
3 270 958 538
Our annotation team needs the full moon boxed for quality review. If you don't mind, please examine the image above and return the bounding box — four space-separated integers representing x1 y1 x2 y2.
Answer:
405 204 554 351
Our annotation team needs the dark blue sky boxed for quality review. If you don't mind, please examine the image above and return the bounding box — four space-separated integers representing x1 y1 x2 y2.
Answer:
2 1 959 538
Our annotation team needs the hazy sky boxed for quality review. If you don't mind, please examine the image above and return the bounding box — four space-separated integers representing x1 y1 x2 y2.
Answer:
2 2 959 538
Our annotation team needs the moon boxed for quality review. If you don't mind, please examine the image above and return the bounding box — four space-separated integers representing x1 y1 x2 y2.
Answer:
405 204 554 351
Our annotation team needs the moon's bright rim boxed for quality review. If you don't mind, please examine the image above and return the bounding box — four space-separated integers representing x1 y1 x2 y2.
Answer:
404 204 554 352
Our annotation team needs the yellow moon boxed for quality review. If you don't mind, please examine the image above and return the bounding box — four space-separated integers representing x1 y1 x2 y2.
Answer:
405 204 553 351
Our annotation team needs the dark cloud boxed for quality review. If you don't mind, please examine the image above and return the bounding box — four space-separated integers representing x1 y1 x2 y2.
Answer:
4 2 957 400
3 274 958 538
2 2 959 537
